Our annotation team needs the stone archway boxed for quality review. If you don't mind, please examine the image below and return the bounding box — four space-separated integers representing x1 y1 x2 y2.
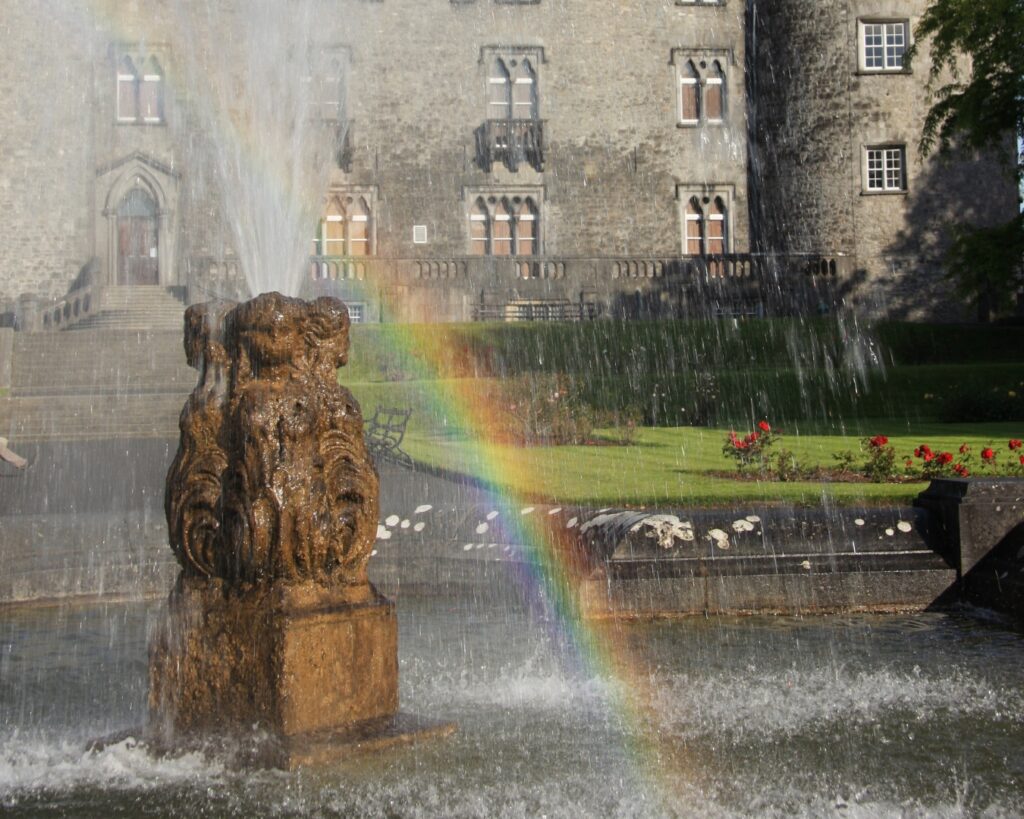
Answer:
96 152 180 289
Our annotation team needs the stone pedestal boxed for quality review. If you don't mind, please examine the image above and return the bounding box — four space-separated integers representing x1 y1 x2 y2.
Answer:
147 577 450 768
150 579 397 742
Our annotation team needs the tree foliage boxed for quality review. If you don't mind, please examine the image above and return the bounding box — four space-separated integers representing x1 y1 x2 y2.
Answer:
910 0 1024 169
909 0 1024 319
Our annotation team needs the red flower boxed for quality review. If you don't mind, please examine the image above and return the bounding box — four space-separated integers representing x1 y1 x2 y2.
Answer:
1019 454 1024 466
959 443 970 455
1009 439 1022 450
937 452 954 465
954 463 970 477
981 447 996 461
869 435 889 448
746 432 759 443
905 459 913 467
914 444 933 459
758 420 771 433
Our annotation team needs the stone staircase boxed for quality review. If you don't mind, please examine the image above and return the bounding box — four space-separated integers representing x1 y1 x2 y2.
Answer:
0 326 194 441
69 285 187 331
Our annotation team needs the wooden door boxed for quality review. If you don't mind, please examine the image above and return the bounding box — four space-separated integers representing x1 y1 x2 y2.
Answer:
117 188 159 285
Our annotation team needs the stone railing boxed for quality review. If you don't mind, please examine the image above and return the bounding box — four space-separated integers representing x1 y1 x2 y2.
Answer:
38 284 99 331
473 300 601 322
310 256 369 281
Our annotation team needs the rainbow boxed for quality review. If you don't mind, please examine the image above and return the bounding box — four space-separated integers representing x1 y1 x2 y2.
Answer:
370 323 694 808
77 0 694 805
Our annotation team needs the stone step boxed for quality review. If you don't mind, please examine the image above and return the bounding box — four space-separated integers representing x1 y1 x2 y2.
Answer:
11 329 190 396
69 312 185 332
0 393 188 441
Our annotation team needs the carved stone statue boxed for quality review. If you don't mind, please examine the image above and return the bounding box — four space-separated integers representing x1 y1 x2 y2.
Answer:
150 293 415 767
165 292 379 588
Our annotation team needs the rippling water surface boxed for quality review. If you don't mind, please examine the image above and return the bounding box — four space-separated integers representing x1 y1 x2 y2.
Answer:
2 596 1022 817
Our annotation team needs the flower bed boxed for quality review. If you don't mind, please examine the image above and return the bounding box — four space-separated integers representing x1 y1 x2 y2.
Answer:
723 422 1024 482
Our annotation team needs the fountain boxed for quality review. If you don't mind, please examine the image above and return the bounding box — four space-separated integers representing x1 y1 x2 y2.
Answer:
151 292 451 767
3 0 1024 813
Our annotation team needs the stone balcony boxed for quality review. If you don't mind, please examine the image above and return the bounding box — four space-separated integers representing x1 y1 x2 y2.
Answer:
474 119 545 173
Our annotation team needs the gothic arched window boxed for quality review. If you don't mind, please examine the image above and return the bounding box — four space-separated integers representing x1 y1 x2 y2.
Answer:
470 198 490 256
349 196 370 257
516 198 538 256
493 198 514 256
140 57 164 123
680 61 700 124
488 58 512 120
512 58 538 120
315 195 373 257
117 57 139 122
684 198 703 255
707 196 727 255
705 61 725 122
468 195 541 257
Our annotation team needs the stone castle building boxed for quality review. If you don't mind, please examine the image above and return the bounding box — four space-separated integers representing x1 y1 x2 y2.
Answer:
0 0 1017 328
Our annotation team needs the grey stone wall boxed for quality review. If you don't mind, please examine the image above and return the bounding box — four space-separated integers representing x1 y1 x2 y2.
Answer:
751 0 1019 320
0 2 98 303
0 0 1017 320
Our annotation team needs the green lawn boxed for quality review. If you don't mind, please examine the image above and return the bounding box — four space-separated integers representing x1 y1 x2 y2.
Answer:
339 318 1024 508
398 423 1024 508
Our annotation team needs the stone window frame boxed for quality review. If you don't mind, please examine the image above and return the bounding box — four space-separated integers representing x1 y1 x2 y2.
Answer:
480 46 545 119
303 44 351 123
670 48 732 128
113 45 169 126
676 184 734 255
314 187 378 258
345 303 366 324
857 18 911 74
464 186 545 257
862 144 907 193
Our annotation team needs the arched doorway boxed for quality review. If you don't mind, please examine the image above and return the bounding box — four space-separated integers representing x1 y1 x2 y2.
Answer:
117 187 159 285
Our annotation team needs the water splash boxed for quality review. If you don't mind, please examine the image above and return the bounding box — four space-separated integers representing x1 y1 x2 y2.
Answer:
171 0 345 298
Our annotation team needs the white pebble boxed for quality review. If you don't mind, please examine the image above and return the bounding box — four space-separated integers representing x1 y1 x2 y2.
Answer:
885 528 895 536
486 511 499 520
854 518 865 526
897 521 913 533
385 515 400 527
400 519 410 529
732 519 755 533
476 523 489 535
566 517 578 529
745 515 761 523
370 549 378 557
413 522 426 532
462 544 474 552
801 560 812 570
414 504 433 514
376 525 392 541
521 507 535 515
548 507 563 515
